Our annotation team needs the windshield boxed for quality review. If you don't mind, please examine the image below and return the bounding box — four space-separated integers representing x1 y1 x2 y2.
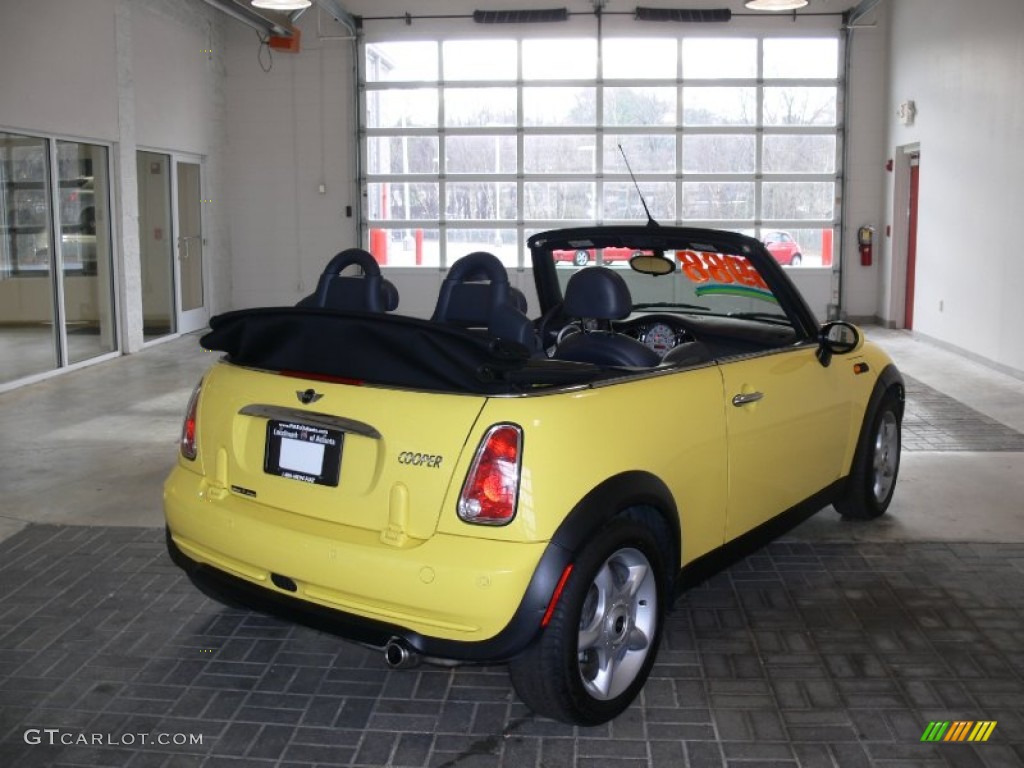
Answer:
549 241 791 325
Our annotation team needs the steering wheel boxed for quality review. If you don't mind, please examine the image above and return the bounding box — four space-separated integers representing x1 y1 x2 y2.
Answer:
534 301 569 353
555 322 582 346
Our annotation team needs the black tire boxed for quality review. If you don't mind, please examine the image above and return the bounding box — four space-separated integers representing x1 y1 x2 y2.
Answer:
835 390 902 520
573 250 590 267
790 253 802 266
508 515 667 725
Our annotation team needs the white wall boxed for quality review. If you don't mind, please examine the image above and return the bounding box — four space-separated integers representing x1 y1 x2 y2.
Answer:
840 5 889 320
224 13 359 309
0 0 119 141
883 0 1024 375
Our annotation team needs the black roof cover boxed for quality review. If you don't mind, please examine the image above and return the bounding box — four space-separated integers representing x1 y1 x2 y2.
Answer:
200 307 598 395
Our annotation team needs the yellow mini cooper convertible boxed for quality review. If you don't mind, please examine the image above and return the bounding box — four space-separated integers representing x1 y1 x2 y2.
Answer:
165 225 903 725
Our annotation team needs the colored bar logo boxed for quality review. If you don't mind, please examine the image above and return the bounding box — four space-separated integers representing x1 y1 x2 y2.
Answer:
920 721 997 742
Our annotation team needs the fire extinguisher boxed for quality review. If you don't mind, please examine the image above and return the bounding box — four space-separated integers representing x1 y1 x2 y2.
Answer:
858 226 874 266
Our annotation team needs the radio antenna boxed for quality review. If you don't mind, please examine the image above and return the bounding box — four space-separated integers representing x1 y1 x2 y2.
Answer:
618 143 658 227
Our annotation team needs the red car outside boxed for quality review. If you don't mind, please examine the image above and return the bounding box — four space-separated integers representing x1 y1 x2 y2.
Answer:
762 230 803 266
553 246 646 266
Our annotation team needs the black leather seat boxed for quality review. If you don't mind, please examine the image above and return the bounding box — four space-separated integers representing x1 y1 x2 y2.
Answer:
298 248 399 312
431 251 537 351
552 267 661 367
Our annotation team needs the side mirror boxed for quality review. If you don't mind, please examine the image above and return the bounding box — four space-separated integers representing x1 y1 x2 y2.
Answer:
816 321 862 367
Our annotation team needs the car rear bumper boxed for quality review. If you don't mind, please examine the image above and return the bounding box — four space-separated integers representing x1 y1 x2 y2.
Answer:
164 468 571 662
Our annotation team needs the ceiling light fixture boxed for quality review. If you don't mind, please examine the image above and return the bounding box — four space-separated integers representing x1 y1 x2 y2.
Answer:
252 0 312 11
744 0 808 10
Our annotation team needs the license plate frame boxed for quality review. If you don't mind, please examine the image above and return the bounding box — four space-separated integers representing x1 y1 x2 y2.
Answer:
264 419 343 487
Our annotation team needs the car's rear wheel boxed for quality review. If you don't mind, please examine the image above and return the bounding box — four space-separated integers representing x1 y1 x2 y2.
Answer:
790 253 802 266
573 250 590 267
835 390 902 519
508 515 666 725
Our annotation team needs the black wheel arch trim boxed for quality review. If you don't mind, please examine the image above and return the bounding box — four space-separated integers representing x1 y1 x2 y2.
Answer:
549 470 680 580
842 363 904 488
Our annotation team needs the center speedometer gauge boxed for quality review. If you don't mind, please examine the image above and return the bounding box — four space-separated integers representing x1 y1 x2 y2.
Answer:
644 323 676 354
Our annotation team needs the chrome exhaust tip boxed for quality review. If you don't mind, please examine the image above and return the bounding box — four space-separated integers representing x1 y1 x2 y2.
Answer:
383 638 421 669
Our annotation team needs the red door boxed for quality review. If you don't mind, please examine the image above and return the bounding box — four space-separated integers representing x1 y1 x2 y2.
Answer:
904 155 920 329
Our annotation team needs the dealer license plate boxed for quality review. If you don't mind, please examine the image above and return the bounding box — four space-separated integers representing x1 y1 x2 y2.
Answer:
264 420 343 487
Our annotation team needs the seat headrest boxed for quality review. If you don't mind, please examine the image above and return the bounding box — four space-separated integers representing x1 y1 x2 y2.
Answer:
302 248 393 313
432 251 511 325
563 267 633 320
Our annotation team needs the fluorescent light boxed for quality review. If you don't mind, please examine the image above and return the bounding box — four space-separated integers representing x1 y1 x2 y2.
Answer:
252 0 312 10
744 0 808 10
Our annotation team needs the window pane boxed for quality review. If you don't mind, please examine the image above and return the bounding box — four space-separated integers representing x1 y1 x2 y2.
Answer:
368 227 440 267
443 40 517 81
604 87 675 126
366 88 437 128
365 42 438 82
445 135 516 174
367 182 439 220
683 135 756 174
763 87 837 126
524 136 596 174
446 183 517 220
522 39 597 80
523 87 595 126
603 134 675 173
524 182 594 219
444 87 516 127
0 131 58 383
760 227 833 267
763 135 836 173
447 228 519 268
682 39 756 79
761 181 835 220
367 137 438 175
763 38 838 79
603 38 677 79
683 87 755 125
682 182 754 220
58 141 115 364
603 181 674 220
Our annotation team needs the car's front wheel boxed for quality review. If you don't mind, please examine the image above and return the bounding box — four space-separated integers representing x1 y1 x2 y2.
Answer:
509 515 666 725
789 253 802 266
835 390 902 519
573 250 590 267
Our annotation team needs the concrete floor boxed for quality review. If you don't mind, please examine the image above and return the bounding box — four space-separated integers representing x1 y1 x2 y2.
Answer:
2 327 1023 767
1 326 1022 546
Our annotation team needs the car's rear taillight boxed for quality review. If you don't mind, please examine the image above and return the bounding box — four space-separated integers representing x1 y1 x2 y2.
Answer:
180 381 202 461
458 424 523 525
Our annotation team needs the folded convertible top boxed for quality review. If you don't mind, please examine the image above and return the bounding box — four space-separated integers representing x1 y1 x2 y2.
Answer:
200 307 600 394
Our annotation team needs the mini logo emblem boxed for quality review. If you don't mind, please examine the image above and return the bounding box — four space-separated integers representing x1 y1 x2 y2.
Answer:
297 388 323 405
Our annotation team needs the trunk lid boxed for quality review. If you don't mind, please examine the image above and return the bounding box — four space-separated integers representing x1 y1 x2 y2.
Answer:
198 361 486 542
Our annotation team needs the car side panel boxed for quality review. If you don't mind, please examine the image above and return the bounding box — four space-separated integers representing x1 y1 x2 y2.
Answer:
435 365 729 566
721 346 857 539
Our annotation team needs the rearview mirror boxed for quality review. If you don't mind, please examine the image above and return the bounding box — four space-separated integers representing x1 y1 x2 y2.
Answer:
816 321 862 366
629 252 675 276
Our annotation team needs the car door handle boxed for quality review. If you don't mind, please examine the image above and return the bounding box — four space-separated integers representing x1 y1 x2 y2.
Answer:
732 391 764 407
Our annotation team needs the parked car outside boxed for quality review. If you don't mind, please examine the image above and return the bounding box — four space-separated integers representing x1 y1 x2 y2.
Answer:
553 245 646 266
762 229 803 266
